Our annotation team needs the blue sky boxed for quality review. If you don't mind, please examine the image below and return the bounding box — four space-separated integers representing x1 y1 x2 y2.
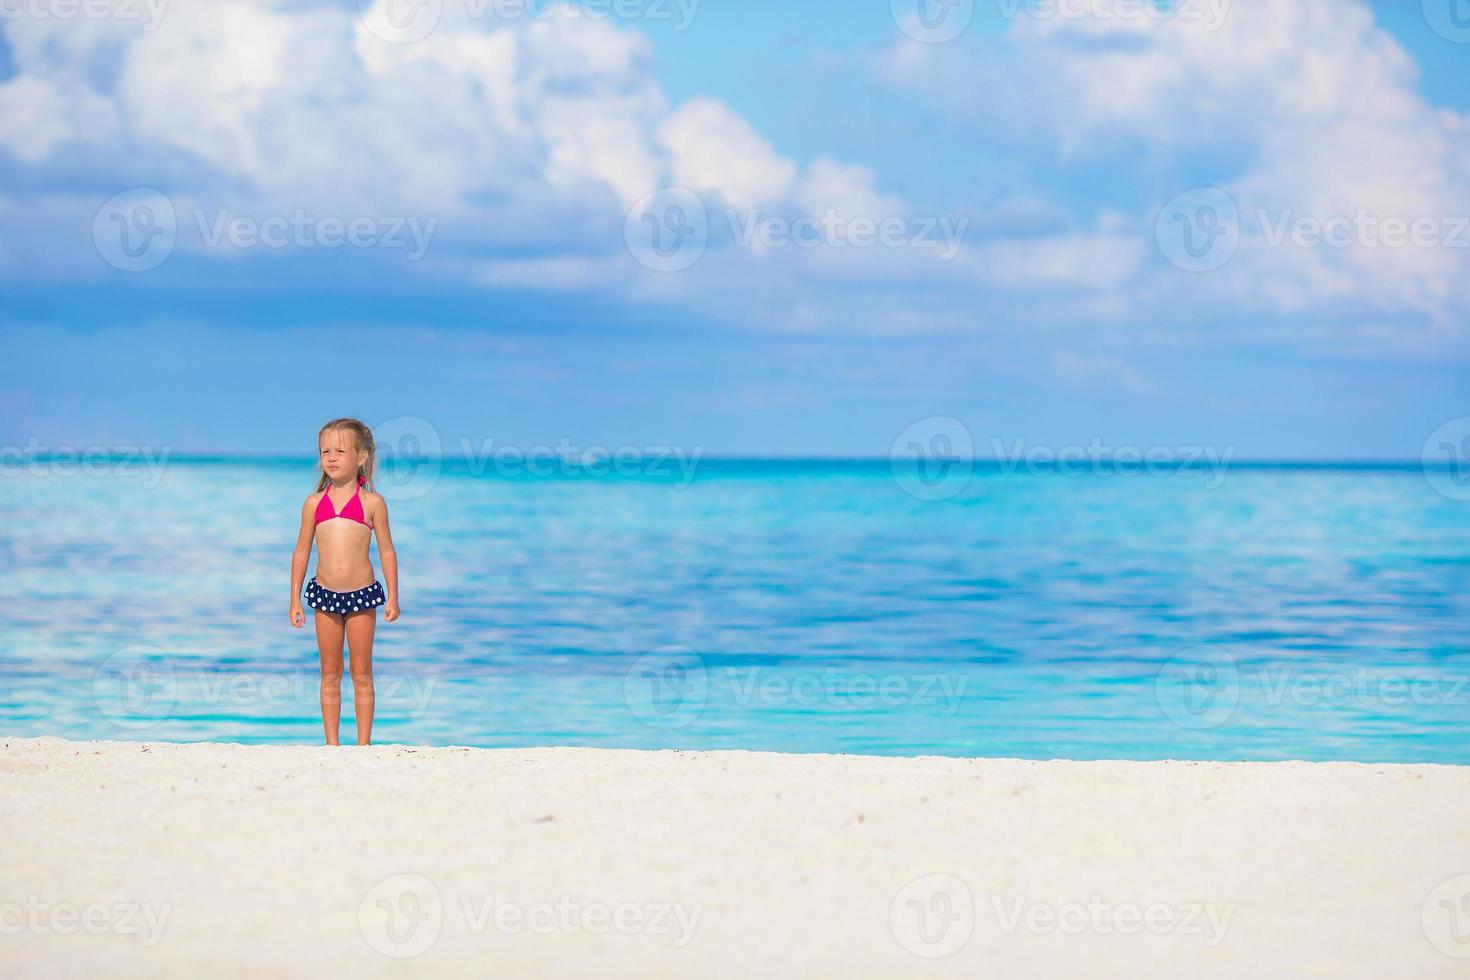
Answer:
2 0 1468 458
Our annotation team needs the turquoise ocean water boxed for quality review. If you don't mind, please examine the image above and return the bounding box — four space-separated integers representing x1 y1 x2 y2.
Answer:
2 458 1468 762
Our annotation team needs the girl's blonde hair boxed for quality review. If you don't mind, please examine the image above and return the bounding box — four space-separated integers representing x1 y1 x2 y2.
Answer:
314 418 376 493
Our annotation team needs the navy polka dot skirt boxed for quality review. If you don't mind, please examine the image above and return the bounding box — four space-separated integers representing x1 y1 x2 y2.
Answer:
304 576 386 616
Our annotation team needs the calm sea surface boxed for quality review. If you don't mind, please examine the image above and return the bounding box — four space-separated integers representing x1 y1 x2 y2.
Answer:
2 458 1468 762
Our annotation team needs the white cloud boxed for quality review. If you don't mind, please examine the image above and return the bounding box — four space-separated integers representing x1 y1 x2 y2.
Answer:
794 157 906 221
976 233 1144 291
657 97 798 210
0 75 92 163
874 0 1470 334
118 2 298 182
476 254 630 290
0 0 928 322
15 0 1456 354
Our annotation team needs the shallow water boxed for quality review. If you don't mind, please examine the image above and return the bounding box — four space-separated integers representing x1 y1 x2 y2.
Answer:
2 458 1468 762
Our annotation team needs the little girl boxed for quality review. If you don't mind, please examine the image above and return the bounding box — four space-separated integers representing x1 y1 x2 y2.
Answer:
289 418 400 746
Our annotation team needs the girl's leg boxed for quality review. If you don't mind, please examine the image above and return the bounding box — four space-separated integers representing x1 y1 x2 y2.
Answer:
314 610 345 745
345 610 377 746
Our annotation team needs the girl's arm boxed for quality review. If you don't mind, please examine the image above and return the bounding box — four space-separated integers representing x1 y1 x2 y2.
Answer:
288 495 316 628
372 495 400 622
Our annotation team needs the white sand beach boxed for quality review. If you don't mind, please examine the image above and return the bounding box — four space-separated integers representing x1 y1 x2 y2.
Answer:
1 736 1467 978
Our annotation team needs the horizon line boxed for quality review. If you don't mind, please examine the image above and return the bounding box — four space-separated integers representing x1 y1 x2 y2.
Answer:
6 451 1447 468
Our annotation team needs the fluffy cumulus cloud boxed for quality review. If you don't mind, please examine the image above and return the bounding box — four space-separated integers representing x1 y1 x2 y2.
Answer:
657 97 798 210
874 0 1470 350
0 0 1465 356
0 0 915 294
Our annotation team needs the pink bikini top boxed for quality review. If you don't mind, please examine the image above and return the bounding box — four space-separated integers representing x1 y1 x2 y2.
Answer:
314 476 371 528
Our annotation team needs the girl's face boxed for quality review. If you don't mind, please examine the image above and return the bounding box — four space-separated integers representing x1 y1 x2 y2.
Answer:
319 429 363 480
